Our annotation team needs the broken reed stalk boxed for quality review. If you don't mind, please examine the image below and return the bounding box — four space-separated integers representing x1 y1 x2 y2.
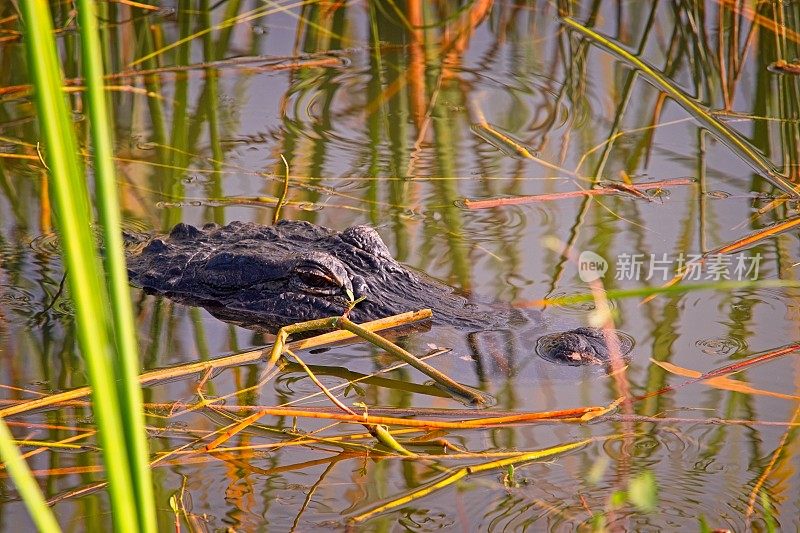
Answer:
463 177 695 209
338 317 485 405
349 437 598 523
197 405 609 431
284 348 355 415
562 15 799 196
0 310 433 418
640 213 800 305
202 345 418 454
272 154 290 224
279 349 419 457
263 315 485 405
706 213 800 255
631 342 800 404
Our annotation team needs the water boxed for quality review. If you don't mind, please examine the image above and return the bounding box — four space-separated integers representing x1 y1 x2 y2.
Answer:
2 1 800 530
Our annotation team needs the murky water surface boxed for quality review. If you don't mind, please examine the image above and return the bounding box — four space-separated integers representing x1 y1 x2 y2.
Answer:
2 1 800 530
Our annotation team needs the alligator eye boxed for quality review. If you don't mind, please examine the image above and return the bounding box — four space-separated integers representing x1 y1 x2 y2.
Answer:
293 264 341 292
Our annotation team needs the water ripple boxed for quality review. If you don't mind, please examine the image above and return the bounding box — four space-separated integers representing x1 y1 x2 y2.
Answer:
695 336 747 357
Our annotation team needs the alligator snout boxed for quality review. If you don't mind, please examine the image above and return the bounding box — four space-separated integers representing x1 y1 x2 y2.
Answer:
535 327 634 366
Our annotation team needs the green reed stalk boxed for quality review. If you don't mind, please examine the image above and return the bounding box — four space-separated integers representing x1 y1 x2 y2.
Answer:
0 418 60 532
76 0 157 530
19 1 153 531
562 16 800 197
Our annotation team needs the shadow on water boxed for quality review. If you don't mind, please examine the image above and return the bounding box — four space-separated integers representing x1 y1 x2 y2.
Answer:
2 0 800 530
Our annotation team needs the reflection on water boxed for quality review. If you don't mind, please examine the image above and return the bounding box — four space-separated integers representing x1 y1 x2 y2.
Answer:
2 1 800 530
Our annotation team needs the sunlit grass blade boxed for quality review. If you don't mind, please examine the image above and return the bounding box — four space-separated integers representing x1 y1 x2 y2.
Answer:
19 0 150 530
528 278 800 307
76 0 156 530
0 418 61 532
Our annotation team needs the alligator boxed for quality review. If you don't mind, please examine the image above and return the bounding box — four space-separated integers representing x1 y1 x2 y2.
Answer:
126 220 628 366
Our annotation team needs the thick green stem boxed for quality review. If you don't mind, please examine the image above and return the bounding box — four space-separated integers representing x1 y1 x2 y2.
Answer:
76 1 156 530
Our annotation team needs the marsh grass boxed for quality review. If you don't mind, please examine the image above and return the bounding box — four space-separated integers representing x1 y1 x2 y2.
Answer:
7 1 155 530
1 0 800 530
0 418 60 532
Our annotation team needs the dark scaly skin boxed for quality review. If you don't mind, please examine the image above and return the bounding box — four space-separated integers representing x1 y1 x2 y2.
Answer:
127 220 504 330
126 220 616 366
540 327 613 366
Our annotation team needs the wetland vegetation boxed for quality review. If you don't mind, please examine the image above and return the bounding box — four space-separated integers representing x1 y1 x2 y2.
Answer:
1 0 800 530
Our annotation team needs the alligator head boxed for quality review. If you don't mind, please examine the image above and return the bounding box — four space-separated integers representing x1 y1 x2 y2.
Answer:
128 220 630 367
127 220 500 331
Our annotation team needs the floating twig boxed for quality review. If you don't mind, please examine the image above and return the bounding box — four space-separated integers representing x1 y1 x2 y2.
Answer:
259 315 485 405
768 59 800 75
463 178 694 209
639 213 800 304
193 404 610 431
706 213 800 255
632 342 800 404
349 437 598 523
0 310 433 418
651 360 800 400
